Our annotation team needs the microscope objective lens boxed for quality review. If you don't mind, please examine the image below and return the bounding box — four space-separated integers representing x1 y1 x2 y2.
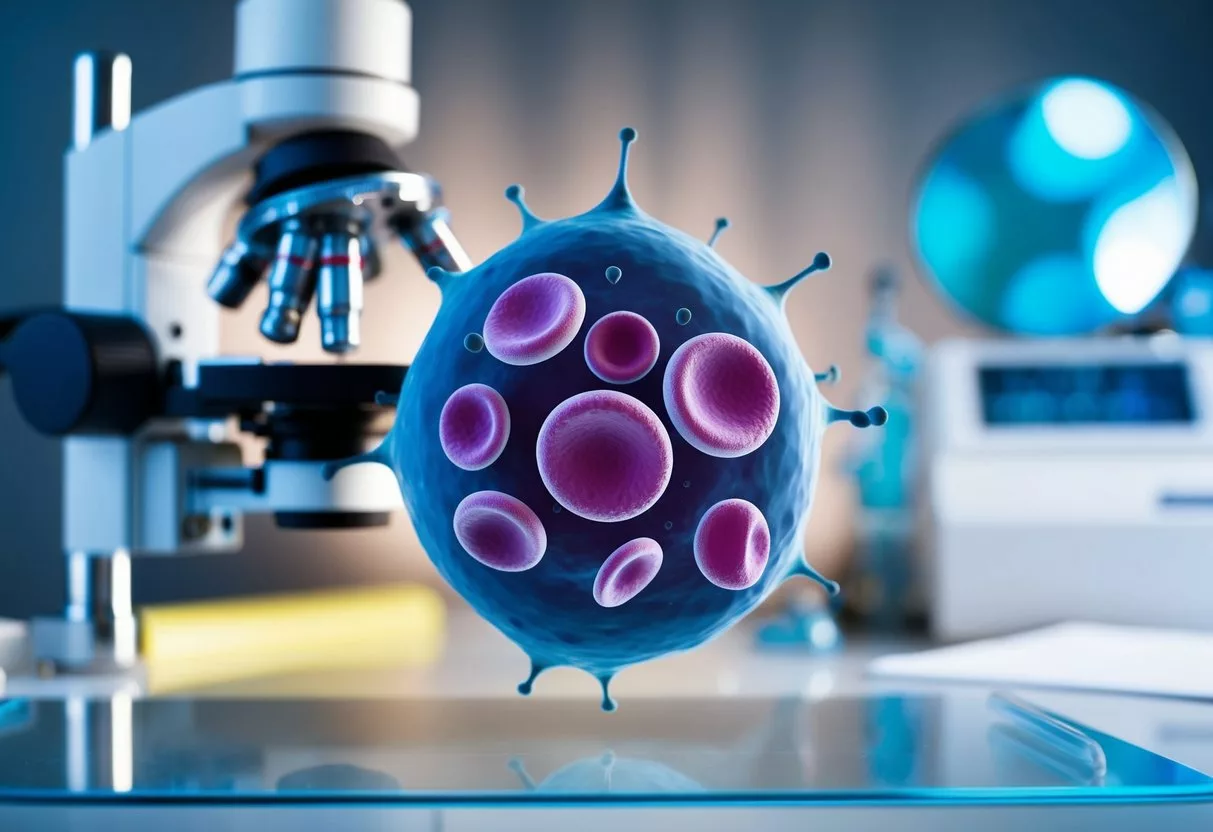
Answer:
259 221 319 344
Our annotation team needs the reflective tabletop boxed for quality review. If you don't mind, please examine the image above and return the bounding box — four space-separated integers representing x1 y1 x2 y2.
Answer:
5 611 1213 831
0 691 1207 805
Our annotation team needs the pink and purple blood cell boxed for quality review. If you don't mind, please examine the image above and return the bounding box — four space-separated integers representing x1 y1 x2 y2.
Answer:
482 272 586 366
536 389 673 522
439 383 511 471
583 311 660 384
662 332 780 458
593 538 663 608
693 498 771 590
453 490 547 572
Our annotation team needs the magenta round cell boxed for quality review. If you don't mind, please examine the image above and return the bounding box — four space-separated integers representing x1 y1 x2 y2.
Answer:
439 383 511 471
583 311 660 384
693 499 770 590
663 332 780 458
537 390 673 523
453 491 547 572
593 538 663 608
483 272 586 366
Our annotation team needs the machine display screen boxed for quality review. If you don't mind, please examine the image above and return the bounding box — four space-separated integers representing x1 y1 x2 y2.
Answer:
979 363 1195 426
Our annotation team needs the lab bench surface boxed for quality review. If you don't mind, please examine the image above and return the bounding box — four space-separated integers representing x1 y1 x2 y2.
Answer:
2 609 1213 831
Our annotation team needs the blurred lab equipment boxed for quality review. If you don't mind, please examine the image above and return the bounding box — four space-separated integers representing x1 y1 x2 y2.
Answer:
139 583 445 693
758 266 922 646
844 266 923 631
0 0 469 675
925 335 1213 639
1170 267 1213 337
754 599 843 652
914 77 1206 640
913 77 1196 335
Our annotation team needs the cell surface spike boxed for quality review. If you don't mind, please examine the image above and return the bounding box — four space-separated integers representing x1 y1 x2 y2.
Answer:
597 672 617 712
765 251 832 304
505 184 545 232
426 265 454 288
507 757 538 791
374 390 400 407
708 217 730 248
320 442 391 481
517 658 547 696
595 127 638 212
814 365 841 385
828 405 889 428
786 557 841 595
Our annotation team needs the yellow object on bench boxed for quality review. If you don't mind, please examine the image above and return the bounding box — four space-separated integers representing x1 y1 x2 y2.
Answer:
140 583 445 693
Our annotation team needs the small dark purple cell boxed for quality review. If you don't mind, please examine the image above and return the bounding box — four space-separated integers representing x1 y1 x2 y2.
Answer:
453 490 547 572
693 498 770 590
593 537 663 608
439 383 511 471
584 311 660 384
663 332 780 458
483 272 586 366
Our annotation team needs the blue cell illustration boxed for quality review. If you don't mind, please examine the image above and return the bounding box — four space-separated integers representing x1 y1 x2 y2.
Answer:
330 129 885 709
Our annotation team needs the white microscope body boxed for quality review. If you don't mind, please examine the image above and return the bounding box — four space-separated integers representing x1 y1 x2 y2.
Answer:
17 0 469 670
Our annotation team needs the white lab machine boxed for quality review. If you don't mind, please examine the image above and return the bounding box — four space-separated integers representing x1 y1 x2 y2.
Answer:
924 335 1213 640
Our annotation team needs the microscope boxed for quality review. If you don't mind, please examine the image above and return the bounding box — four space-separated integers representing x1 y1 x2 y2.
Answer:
0 0 470 673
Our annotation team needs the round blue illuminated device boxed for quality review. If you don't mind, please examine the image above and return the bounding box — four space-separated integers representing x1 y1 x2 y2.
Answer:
912 77 1197 335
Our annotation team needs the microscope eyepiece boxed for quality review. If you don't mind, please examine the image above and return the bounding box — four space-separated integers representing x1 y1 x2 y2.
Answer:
316 227 365 354
259 220 319 344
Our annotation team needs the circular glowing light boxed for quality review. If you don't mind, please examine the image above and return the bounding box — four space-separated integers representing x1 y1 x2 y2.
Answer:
1040 78 1132 160
1092 178 1189 315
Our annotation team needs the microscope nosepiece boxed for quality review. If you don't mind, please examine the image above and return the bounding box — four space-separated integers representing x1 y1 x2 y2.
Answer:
207 240 268 308
317 228 364 354
232 164 468 354
259 221 319 344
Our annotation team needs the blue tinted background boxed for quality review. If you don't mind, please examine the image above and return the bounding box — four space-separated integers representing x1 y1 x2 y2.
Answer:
0 0 1211 618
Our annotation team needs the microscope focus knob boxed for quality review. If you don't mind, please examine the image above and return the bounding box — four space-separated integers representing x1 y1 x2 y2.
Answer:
0 312 159 436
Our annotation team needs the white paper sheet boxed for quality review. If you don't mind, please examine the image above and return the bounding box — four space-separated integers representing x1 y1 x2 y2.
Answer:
869 622 1213 700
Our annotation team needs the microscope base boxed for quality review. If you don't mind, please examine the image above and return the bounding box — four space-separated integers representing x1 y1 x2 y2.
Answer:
30 616 138 676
